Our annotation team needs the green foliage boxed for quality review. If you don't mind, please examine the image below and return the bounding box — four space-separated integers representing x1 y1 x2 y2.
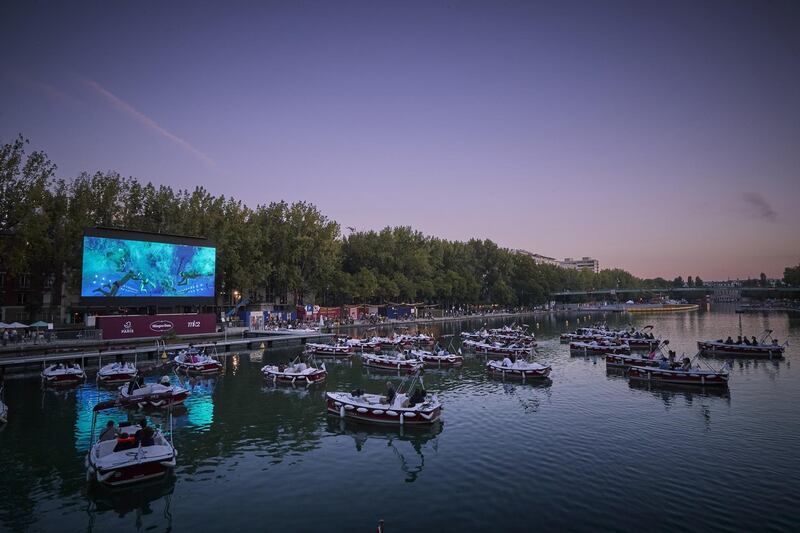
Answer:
784 264 800 286
2 135 699 313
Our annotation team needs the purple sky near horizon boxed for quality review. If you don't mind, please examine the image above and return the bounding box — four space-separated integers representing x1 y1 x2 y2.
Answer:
2 1 799 280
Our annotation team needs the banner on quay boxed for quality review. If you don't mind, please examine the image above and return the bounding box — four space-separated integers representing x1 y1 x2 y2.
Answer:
96 313 217 340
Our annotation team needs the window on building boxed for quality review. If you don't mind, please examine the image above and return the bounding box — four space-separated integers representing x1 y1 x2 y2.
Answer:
19 273 31 289
16 293 29 305
44 274 55 289
0 271 5 287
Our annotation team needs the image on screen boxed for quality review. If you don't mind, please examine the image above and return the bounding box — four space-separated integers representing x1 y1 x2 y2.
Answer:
81 236 216 298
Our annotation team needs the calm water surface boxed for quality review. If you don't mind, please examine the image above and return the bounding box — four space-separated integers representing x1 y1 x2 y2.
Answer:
1 307 798 532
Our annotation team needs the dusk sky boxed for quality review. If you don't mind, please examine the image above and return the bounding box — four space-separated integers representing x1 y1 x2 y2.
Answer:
2 0 798 280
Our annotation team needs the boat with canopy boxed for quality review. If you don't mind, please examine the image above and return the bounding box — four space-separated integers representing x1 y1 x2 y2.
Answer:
326 372 441 426
85 401 177 486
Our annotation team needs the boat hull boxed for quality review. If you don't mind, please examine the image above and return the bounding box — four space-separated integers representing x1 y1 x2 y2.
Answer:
697 341 784 358
262 369 327 384
175 362 222 374
91 459 174 487
570 344 630 355
627 366 729 387
98 372 138 385
42 372 85 385
420 355 463 367
604 354 659 368
119 390 189 409
486 365 551 380
326 396 441 426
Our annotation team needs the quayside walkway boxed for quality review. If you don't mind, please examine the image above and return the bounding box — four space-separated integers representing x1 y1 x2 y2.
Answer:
0 330 332 370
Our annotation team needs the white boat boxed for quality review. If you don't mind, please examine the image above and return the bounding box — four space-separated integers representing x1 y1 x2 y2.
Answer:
118 377 190 408
174 349 223 373
628 363 730 387
42 363 86 385
362 352 424 372
326 373 441 426
697 330 786 358
569 341 630 355
462 339 533 357
261 359 327 385
408 348 464 367
86 401 177 487
304 342 353 358
486 359 551 380
97 361 138 384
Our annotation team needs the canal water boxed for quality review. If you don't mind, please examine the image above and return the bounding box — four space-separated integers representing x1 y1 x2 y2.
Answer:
1 307 798 532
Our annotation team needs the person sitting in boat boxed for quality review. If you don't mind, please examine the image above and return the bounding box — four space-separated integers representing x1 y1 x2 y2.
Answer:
409 387 426 406
385 382 396 405
99 420 119 442
135 419 155 447
501 356 513 367
736 335 743 344
667 352 677 369
725 336 734 344
772 339 779 346
658 357 670 370
681 357 693 371
751 336 758 345
742 336 751 345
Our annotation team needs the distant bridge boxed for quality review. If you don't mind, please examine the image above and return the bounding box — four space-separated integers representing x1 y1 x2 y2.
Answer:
550 287 800 302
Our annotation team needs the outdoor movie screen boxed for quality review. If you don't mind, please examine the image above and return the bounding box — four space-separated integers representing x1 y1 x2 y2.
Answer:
81 231 216 299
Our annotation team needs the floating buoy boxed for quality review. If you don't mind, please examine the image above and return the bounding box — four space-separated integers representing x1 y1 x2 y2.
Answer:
344 404 354 410
386 410 398 417
356 407 368 414
372 409 384 415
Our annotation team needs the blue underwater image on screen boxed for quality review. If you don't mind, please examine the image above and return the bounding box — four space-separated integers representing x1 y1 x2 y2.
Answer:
81 236 216 298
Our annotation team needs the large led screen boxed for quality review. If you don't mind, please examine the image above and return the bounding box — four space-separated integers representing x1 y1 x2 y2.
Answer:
81 234 216 299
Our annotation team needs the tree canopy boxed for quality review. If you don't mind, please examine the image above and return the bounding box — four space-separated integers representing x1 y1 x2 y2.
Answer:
1 136 693 315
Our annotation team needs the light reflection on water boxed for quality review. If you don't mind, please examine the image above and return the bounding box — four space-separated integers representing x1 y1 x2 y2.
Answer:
0 307 798 532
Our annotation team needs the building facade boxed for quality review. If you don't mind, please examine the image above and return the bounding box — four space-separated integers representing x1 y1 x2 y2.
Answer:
561 257 600 273
514 250 561 267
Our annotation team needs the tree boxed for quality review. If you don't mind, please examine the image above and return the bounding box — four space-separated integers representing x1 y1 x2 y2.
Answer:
672 276 684 288
783 264 800 286
694 276 703 287
687 276 694 288
760 272 768 287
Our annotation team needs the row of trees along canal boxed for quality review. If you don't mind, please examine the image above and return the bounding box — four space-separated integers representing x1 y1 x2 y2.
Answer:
2 136 798 317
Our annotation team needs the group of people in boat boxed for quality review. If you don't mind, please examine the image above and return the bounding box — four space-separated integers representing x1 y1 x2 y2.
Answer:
624 330 655 340
100 418 156 451
277 360 309 373
718 335 779 346
656 350 694 371
351 381 427 407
